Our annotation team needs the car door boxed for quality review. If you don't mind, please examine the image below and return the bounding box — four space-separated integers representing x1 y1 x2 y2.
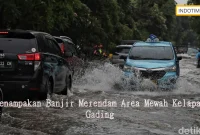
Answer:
49 38 67 92
35 34 54 93
44 36 59 92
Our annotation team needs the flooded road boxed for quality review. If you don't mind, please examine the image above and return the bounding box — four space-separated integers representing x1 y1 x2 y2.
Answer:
1 57 200 135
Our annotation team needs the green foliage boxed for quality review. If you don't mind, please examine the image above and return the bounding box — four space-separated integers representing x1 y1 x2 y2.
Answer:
0 0 198 50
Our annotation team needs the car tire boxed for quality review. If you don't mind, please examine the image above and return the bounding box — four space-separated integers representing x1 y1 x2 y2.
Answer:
61 76 71 95
39 79 53 100
0 88 3 120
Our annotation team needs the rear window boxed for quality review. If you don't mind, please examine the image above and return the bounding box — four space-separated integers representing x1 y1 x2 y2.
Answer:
54 38 63 44
0 32 37 53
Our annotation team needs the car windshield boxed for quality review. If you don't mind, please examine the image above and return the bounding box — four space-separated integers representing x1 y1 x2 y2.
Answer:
114 47 131 54
129 46 174 60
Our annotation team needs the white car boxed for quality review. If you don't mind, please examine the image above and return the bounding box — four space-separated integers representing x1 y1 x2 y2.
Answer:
187 48 198 57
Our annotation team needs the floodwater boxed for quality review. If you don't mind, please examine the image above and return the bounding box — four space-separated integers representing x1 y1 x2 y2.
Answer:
0 57 200 135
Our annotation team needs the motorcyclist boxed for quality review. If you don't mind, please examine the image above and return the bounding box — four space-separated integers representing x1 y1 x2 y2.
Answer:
98 44 103 55
93 45 99 56
196 50 200 68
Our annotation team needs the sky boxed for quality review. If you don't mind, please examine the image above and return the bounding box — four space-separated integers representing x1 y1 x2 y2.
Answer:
175 0 188 4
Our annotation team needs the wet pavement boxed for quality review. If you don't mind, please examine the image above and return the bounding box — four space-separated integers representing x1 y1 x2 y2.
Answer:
0 57 200 135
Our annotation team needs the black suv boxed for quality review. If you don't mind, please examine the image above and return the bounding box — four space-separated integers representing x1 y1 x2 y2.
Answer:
0 30 72 100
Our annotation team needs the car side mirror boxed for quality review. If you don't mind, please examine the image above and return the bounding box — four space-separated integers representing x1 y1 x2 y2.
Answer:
64 52 73 57
177 56 182 61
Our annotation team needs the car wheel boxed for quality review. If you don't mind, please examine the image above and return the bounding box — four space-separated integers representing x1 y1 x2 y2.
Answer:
61 76 71 95
0 88 3 120
39 79 53 100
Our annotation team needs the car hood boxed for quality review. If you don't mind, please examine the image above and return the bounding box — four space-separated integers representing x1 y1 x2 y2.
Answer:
126 59 175 69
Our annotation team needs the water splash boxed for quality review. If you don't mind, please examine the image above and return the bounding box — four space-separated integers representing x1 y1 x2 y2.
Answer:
73 61 158 92
73 60 200 96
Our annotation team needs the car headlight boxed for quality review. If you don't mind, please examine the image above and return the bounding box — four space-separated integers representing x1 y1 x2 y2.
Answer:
165 66 176 72
123 65 132 72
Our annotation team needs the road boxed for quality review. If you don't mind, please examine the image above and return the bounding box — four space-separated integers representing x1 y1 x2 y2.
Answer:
0 57 200 135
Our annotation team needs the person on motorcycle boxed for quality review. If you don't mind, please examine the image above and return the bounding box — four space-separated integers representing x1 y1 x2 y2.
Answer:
93 45 99 56
196 50 200 68
98 44 103 55
93 44 105 59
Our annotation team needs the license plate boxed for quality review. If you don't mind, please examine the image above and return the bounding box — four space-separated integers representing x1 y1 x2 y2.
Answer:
0 61 12 68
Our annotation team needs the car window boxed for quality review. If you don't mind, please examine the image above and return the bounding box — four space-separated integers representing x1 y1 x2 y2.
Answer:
69 43 77 55
54 38 63 48
45 37 62 56
129 46 174 60
51 40 62 56
54 37 63 44
64 41 77 55
36 34 48 52
45 38 55 54
47 38 61 56
0 32 37 53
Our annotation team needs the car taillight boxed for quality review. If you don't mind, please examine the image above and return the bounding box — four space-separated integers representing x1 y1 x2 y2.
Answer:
17 53 41 71
17 53 41 61
0 32 8 34
61 43 65 54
